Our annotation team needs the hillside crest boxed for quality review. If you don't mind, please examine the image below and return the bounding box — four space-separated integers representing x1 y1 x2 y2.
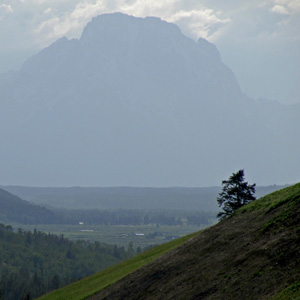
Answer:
85 183 300 299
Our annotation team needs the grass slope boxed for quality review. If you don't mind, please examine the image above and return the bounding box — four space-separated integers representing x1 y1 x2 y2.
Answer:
38 183 300 300
37 231 199 300
86 183 300 300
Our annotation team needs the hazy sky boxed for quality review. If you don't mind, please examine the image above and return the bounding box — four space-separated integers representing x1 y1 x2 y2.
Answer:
0 0 299 104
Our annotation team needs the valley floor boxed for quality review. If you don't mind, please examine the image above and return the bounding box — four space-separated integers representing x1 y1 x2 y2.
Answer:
18 224 204 249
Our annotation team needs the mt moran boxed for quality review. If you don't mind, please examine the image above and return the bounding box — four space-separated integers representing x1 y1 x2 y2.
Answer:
0 13 299 187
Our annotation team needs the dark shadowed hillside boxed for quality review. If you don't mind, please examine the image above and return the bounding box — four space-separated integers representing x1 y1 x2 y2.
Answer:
0 188 61 224
85 183 300 300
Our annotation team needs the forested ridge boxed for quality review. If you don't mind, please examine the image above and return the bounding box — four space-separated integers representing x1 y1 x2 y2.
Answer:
0 224 138 300
0 188 62 224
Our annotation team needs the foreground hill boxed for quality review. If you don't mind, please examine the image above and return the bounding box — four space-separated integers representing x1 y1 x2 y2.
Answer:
0 13 299 187
40 182 300 300
87 183 300 299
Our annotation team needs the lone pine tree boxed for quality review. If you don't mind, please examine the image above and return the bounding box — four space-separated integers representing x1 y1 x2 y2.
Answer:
217 169 256 220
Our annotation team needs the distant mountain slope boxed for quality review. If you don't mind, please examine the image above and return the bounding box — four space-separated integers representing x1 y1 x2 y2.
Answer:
76 183 300 300
2 185 287 211
0 188 60 224
0 13 299 187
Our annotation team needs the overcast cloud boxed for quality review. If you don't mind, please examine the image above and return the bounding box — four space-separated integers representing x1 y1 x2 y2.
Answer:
0 0 299 103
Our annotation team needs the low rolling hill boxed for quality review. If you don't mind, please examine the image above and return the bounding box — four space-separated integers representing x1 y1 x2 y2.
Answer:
0 188 61 224
38 183 300 299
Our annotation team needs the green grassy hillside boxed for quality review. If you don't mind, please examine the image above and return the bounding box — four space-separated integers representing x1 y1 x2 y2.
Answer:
38 183 300 300
37 231 198 300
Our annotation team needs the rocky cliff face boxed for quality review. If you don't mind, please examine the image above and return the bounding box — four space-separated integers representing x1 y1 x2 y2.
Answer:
0 13 299 187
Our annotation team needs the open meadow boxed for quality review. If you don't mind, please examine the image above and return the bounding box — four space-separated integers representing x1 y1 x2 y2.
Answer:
19 223 205 249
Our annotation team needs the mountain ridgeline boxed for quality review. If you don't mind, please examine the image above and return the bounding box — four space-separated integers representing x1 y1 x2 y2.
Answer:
2 184 285 211
0 186 212 226
0 12 299 187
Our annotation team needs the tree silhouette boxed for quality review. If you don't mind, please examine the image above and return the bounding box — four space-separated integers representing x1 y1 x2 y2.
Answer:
217 169 256 220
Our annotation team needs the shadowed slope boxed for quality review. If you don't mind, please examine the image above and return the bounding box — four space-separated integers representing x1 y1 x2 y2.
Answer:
87 183 300 300
0 188 61 224
36 232 198 300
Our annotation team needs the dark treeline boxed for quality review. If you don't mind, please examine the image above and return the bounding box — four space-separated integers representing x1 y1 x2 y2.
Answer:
0 188 63 225
0 224 138 300
59 209 215 226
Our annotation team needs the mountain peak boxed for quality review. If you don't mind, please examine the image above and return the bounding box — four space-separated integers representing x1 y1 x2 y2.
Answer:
197 37 220 60
0 13 299 187
80 12 183 46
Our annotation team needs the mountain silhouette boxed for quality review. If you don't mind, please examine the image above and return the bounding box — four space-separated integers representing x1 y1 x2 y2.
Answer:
0 13 299 187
